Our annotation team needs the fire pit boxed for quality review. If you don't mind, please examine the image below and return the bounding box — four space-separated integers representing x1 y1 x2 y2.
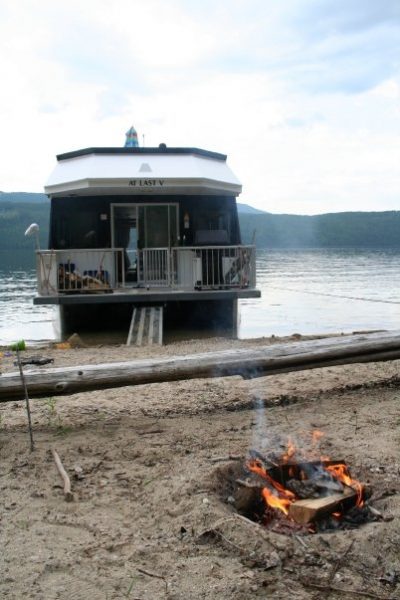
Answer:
218 431 373 534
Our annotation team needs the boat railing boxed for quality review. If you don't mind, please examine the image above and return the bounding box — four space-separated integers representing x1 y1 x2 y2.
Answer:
35 245 256 295
170 246 256 289
36 248 125 295
139 248 170 287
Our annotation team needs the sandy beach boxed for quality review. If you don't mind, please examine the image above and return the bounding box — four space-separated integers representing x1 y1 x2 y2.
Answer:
1 335 400 599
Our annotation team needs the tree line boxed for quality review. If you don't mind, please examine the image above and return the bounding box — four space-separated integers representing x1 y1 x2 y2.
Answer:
240 211 400 248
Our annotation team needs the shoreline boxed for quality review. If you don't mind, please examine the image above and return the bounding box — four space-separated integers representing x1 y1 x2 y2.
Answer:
1 334 400 598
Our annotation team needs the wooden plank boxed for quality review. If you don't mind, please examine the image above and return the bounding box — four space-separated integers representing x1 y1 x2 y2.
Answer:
289 486 356 524
136 308 146 346
1 330 400 401
126 307 137 346
158 307 163 345
148 307 155 345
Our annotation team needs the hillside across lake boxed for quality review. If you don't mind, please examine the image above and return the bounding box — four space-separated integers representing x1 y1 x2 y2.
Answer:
0 193 400 249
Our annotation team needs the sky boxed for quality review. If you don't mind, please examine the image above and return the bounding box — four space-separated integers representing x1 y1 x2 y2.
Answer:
0 0 399 214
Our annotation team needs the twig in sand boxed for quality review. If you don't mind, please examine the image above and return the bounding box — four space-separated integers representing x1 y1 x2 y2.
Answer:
209 454 242 463
137 567 168 594
198 516 236 533
52 449 74 502
317 539 355 599
293 534 309 549
354 409 359 434
199 528 245 554
136 429 164 436
16 349 34 452
300 580 396 599
235 478 263 489
328 539 354 583
234 513 281 553
301 540 379 600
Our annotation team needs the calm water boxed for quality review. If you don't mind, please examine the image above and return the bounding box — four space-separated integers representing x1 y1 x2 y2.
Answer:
0 248 399 345
240 248 400 338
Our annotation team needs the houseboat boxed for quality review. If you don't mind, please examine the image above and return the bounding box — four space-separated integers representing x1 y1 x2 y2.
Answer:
34 136 260 342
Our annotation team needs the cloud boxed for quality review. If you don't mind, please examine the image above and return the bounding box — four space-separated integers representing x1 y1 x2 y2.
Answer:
0 0 399 214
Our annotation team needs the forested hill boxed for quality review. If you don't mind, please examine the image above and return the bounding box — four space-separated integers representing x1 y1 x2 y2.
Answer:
0 201 49 249
0 192 47 203
239 211 400 248
0 195 400 249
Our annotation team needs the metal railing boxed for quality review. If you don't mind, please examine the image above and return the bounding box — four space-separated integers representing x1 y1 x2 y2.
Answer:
139 248 170 287
36 248 124 295
171 246 256 289
36 245 256 295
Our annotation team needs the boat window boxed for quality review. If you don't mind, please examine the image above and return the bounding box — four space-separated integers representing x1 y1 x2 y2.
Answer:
194 210 230 236
52 211 101 248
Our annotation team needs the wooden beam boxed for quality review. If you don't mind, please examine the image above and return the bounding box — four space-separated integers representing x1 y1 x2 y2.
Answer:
289 487 356 525
1 330 400 401
126 307 137 346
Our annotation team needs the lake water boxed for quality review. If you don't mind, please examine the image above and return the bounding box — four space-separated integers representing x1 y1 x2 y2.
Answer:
1 248 399 345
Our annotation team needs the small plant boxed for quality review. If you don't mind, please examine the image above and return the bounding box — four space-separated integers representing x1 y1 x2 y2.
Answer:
10 340 26 351
125 576 138 598
45 396 57 417
44 396 68 435
55 424 72 437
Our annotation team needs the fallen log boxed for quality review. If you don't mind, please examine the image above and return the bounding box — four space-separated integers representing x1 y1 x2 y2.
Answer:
1 330 400 401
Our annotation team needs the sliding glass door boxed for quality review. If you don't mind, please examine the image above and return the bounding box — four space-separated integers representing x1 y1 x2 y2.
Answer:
111 203 178 286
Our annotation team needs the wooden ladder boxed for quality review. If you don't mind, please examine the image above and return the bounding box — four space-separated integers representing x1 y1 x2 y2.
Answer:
126 306 163 346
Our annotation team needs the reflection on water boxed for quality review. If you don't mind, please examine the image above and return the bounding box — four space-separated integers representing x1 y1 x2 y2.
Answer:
1 248 400 345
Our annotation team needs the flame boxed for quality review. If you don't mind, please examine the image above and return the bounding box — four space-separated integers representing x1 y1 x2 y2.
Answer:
261 488 292 515
325 463 364 507
247 457 295 516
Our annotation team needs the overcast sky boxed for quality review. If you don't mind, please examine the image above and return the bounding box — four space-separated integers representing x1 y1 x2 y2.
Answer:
1 0 399 214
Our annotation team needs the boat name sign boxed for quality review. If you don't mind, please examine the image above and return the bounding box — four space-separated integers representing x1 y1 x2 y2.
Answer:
129 179 165 187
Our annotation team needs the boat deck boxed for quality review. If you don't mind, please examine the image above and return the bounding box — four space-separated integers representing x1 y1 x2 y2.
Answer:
34 286 261 305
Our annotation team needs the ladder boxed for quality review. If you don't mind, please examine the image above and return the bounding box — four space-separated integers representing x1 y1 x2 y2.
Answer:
126 306 163 346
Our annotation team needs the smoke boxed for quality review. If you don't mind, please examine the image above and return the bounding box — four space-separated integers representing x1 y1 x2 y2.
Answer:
251 395 269 452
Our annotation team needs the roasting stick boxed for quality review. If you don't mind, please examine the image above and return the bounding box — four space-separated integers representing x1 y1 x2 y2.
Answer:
52 449 74 501
15 349 34 452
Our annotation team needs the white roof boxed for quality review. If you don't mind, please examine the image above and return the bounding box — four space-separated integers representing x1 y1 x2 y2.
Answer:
45 148 242 197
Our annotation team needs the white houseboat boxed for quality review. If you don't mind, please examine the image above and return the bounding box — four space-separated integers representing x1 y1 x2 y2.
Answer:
34 140 260 341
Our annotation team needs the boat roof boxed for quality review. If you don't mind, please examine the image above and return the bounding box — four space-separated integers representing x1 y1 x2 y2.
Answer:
57 147 227 161
45 146 242 197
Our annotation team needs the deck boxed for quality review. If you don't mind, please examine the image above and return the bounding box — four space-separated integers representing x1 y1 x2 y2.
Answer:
34 286 260 305
34 245 259 305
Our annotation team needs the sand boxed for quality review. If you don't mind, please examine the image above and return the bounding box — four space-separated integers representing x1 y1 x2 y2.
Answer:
1 335 400 599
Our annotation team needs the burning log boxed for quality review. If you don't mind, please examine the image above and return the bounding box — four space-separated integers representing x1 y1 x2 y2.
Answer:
288 486 356 525
286 476 343 498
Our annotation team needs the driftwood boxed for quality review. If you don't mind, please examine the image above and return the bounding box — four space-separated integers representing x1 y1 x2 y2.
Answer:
289 486 356 524
1 330 400 401
52 449 74 502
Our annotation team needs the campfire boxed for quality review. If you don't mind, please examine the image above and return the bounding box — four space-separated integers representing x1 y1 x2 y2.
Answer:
233 431 369 533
